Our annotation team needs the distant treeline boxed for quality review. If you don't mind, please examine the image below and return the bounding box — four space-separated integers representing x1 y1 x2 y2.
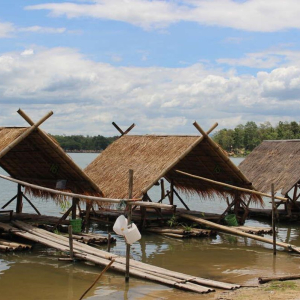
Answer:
213 121 300 154
52 135 117 151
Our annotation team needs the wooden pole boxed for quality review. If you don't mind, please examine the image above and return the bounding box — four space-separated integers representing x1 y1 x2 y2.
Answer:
0 111 53 159
71 198 79 220
68 225 74 259
1 195 17 209
125 169 134 282
175 170 288 202
22 193 41 215
180 213 300 253
160 179 165 200
271 184 276 255
107 233 111 253
16 184 23 213
170 179 174 205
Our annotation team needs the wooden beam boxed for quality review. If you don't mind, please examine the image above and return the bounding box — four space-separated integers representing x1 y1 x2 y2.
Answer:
175 169 288 202
0 111 53 159
123 123 135 135
16 184 23 213
112 122 124 135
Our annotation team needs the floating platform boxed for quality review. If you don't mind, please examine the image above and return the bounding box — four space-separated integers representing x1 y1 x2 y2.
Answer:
0 220 240 294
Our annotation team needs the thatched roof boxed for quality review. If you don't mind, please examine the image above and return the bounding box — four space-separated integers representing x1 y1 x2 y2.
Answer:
0 127 103 200
85 134 261 203
239 140 300 196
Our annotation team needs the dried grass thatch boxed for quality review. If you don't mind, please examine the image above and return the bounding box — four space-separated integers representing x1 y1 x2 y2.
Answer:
0 127 103 202
239 140 300 195
85 134 261 204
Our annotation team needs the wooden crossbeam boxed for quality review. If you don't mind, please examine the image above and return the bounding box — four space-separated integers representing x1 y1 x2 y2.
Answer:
112 122 135 136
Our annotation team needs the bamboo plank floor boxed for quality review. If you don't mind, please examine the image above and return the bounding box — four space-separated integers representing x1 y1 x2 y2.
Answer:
0 220 240 294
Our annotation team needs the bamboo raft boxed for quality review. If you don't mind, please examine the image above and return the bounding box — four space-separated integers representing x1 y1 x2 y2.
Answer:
0 238 32 252
234 226 272 235
146 227 216 239
0 220 240 294
64 232 116 245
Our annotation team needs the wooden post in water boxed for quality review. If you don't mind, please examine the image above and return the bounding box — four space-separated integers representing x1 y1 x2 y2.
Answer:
68 225 74 259
125 169 134 282
107 233 111 253
16 184 23 213
71 198 79 220
170 179 174 205
271 184 276 256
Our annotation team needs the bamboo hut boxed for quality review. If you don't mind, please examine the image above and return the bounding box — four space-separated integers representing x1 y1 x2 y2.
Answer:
0 110 103 218
85 122 262 222
239 140 300 216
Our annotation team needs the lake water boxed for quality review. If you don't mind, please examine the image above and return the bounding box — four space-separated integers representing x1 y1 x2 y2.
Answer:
1 154 300 300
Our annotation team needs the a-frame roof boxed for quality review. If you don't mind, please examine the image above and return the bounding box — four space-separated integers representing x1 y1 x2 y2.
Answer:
85 133 261 203
239 140 300 196
0 126 103 200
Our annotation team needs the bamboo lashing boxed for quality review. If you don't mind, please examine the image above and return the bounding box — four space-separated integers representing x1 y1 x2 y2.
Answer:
141 122 218 194
175 170 287 202
0 173 174 209
0 111 53 159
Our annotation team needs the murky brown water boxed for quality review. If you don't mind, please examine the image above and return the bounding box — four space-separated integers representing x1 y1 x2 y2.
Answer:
1 155 300 299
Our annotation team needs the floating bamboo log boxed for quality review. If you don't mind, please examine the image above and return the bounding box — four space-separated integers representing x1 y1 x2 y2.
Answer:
0 220 240 293
258 274 300 284
180 214 300 254
146 227 215 238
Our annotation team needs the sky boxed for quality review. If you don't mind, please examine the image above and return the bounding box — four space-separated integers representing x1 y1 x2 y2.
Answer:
1 0 300 136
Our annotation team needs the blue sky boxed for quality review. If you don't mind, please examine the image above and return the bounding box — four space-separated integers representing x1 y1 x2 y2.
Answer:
1 0 300 136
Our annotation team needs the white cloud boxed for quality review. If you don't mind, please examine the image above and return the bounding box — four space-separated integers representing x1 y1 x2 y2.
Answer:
0 47 300 135
0 21 15 38
25 0 300 32
19 26 66 34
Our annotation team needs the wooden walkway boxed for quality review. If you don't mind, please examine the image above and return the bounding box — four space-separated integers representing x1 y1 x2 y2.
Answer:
0 220 240 294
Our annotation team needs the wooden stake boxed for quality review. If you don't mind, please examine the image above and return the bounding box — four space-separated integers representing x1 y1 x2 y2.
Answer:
16 184 23 213
68 225 74 259
160 179 165 200
107 233 111 252
125 169 134 282
271 183 276 256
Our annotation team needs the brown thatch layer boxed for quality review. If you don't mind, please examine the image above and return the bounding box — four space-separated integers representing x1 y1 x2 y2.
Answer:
239 140 300 195
0 127 103 201
85 135 261 203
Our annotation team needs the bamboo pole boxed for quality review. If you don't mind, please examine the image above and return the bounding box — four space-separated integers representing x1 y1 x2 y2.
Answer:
259 274 300 284
271 184 276 255
175 170 287 202
180 213 300 254
125 169 134 282
68 225 74 259
141 122 218 194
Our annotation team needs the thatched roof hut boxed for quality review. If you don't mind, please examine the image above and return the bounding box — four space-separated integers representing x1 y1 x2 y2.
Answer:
239 140 300 196
85 133 261 203
0 127 103 200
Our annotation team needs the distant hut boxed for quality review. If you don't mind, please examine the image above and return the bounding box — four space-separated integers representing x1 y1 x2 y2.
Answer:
85 122 262 221
0 110 103 219
239 140 300 216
